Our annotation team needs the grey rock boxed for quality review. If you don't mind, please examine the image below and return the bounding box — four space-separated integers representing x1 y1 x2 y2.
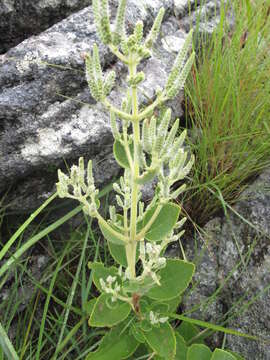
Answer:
176 0 222 35
1 1 191 214
181 168 270 358
0 254 49 313
1 0 224 214
0 0 92 54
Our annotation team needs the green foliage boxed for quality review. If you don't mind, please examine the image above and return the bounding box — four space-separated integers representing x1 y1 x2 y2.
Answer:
98 219 126 245
89 294 131 327
175 333 188 359
86 322 138 359
177 321 204 344
187 344 212 360
142 322 176 359
138 203 181 241
185 0 270 223
211 349 236 360
147 259 195 301
89 262 118 292
51 1 251 359
113 139 133 168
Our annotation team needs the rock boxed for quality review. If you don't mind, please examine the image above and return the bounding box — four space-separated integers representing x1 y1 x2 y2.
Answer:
0 0 190 214
0 254 49 314
175 0 222 35
181 168 270 358
0 0 91 54
1 0 226 215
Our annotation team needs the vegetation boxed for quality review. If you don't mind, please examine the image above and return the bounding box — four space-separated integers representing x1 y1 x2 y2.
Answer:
0 0 269 359
184 0 270 223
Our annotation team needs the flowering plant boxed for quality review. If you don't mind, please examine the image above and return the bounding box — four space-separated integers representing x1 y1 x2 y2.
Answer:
56 1 245 359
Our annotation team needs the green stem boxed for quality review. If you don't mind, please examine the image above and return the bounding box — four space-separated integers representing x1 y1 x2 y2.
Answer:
123 207 128 236
0 193 57 262
126 58 140 279
103 99 133 121
137 95 166 121
135 204 162 241
123 125 133 168
95 212 129 243
109 45 129 64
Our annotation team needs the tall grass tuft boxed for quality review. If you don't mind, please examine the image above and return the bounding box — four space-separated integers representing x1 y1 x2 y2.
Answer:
184 0 270 224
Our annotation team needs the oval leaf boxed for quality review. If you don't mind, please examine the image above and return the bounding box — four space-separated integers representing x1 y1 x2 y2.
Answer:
147 259 195 301
107 214 139 266
176 322 204 344
142 322 176 359
108 241 128 267
187 344 212 360
138 203 181 241
113 140 133 169
89 293 131 327
86 322 138 360
226 351 244 360
175 333 188 360
152 296 181 314
211 349 237 360
85 298 97 316
98 220 126 245
89 262 118 292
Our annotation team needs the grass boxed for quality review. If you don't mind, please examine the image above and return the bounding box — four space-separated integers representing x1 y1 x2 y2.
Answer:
184 0 270 224
1 0 270 358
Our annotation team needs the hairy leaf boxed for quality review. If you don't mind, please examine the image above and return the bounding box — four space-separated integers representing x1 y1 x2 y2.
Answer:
211 349 237 360
98 220 126 245
175 333 188 360
89 262 118 292
89 294 131 327
86 322 138 359
177 321 204 344
113 140 133 169
147 259 195 300
142 322 176 359
138 203 181 241
187 344 212 360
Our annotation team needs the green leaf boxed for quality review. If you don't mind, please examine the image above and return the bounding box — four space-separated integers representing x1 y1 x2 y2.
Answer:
187 344 212 360
113 139 133 168
175 333 188 360
107 215 139 267
89 262 118 292
177 321 204 344
210 349 236 360
108 240 139 268
98 220 126 245
108 241 128 267
138 203 181 241
131 323 146 344
89 294 131 327
142 322 176 359
135 168 158 185
85 298 97 316
157 296 181 313
226 351 244 360
147 259 195 301
124 275 158 296
86 322 138 360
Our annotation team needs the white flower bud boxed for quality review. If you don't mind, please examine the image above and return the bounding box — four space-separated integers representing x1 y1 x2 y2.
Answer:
106 275 116 284
100 278 106 291
159 316 169 323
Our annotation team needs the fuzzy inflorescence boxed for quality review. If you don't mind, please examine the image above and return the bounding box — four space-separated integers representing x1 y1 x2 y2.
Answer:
56 0 195 307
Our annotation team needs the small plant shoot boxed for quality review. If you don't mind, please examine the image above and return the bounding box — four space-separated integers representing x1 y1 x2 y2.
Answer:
56 1 246 359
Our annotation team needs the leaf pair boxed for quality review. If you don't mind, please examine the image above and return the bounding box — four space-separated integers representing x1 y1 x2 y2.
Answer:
98 201 181 265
